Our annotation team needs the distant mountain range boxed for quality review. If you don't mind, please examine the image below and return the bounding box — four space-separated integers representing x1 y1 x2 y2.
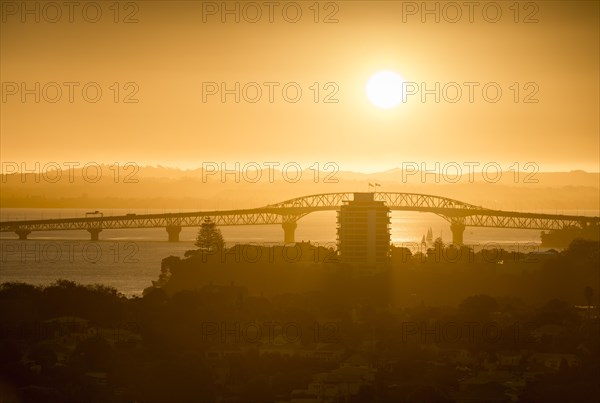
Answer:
1 166 598 211
113 166 600 187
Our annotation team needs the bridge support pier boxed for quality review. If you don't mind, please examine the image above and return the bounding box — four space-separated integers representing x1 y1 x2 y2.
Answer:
15 229 31 240
282 222 297 244
450 223 465 245
166 225 182 242
88 228 102 241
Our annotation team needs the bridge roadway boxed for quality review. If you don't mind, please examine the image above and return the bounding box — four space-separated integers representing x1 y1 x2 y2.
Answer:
1 192 598 244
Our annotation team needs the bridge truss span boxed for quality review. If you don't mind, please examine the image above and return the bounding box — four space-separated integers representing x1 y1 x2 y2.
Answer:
0 192 597 243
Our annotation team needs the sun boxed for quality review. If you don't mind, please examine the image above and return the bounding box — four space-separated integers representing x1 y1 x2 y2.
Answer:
366 70 405 109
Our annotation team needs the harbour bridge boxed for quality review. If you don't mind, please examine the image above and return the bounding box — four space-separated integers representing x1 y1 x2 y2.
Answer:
0 192 598 244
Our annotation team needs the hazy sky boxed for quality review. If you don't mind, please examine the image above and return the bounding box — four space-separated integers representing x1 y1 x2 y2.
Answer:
1 1 598 172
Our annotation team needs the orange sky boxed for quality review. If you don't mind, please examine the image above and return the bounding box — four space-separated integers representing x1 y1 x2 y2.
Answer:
1 1 599 172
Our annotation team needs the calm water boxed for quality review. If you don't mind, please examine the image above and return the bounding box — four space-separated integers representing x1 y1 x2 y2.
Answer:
1 208 596 296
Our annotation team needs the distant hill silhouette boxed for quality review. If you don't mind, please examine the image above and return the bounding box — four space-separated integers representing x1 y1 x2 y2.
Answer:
1 166 598 210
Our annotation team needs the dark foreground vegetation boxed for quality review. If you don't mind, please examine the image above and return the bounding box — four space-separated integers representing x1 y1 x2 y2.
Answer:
541 225 599 247
0 240 598 402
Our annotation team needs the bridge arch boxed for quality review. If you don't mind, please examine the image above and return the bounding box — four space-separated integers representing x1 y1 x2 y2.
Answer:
1 192 597 244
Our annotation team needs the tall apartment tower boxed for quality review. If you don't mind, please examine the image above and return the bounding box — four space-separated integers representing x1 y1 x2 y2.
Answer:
337 192 391 269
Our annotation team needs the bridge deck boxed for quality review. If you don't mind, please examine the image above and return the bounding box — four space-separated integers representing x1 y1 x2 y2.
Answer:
0 192 598 237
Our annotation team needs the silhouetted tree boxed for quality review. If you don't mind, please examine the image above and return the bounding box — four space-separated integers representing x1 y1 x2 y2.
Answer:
565 239 599 259
153 256 180 288
426 237 445 262
195 217 225 252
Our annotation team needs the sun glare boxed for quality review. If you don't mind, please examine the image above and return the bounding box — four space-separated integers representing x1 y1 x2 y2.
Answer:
366 70 405 109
